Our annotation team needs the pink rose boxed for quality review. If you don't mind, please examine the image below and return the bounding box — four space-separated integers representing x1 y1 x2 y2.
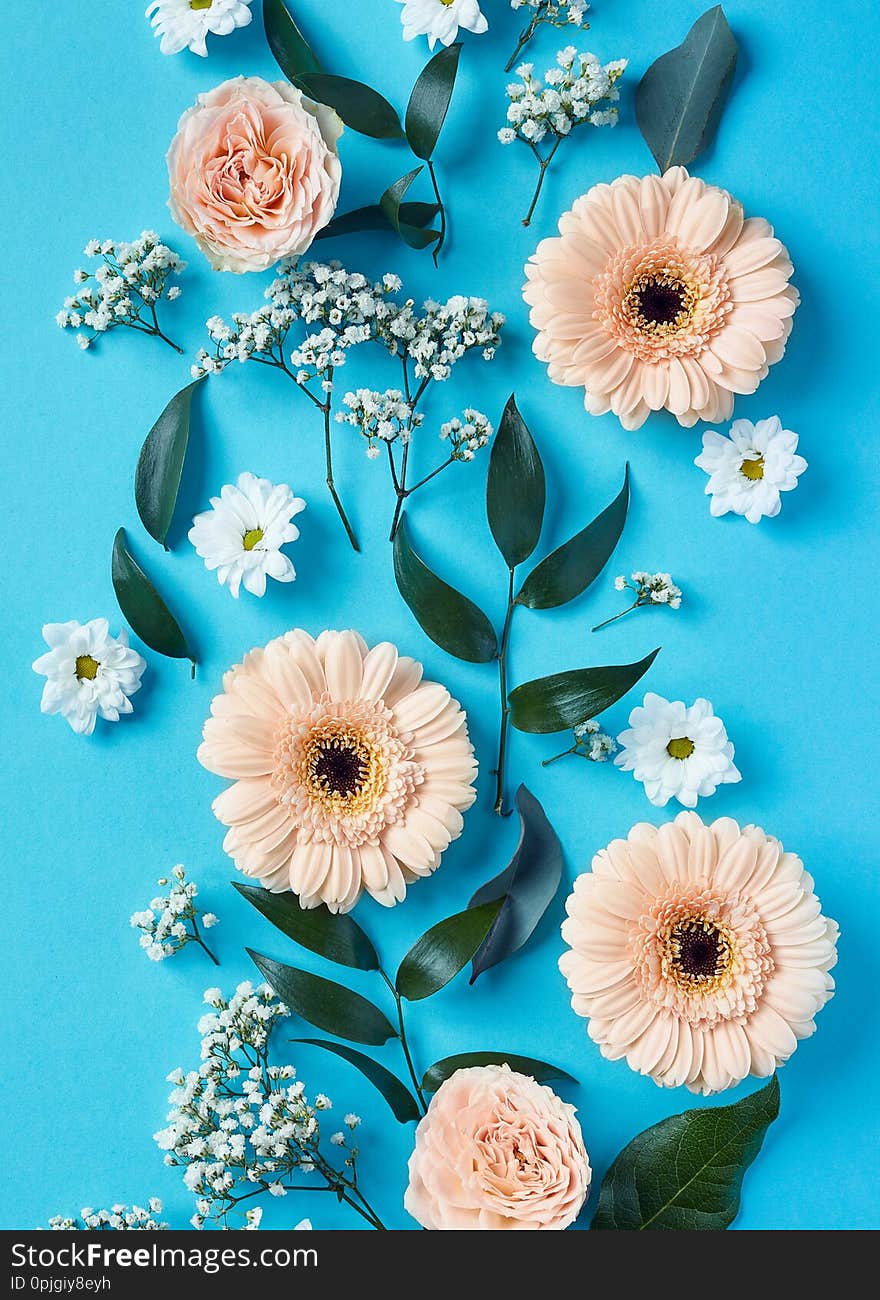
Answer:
167 76 342 273
405 1065 591 1230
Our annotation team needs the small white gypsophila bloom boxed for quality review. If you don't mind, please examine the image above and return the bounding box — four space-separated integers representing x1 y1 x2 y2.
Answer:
593 571 683 630
146 0 254 58
130 866 220 966
614 693 741 808
188 472 306 599
336 388 422 456
57 233 185 352
694 417 807 524
439 409 493 460
500 49 626 225
395 0 488 50
544 715 616 767
45 1202 168 1230
506 2 590 73
156 983 369 1228
32 619 146 736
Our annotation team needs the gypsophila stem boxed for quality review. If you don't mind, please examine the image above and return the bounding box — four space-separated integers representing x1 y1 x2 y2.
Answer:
592 600 640 632
523 137 563 227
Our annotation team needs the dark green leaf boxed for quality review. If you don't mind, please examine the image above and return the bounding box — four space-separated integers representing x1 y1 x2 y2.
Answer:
509 648 659 733
486 395 546 570
232 882 378 971
515 467 629 610
395 900 502 1001
293 1039 420 1122
393 515 498 663
314 201 440 244
591 1076 780 1230
248 951 396 1046
405 44 461 160
423 1053 577 1092
636 5 738 172
111 528 194 667
380 168 441 250
299 72 404 140
134 380 200 550
263 0 323 80
468 786 562 981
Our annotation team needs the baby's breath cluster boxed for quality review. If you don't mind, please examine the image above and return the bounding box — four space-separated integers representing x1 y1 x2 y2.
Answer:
56 234 185 353
594 570 683 631
155 984 381 1230
46 1200 167 1231
387 294 504 383
440 410 493 461
130 865 219 965
337 389 421 458
543 716 617 768
506 1 591 71
500 48 627 225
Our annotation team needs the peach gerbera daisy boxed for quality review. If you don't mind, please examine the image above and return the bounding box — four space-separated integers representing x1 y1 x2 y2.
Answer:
524 167 799 430
197 629 477 913
559 811 838 1094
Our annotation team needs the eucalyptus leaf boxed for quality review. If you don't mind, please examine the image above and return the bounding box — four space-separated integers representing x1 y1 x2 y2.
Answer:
293 1039 420 1123
314 201 440 244
405 44 461 161
248 951 396 1046
486 395 546 570
395 900 503 1002
591 1075 780 1230
380 168 441 250
232 882 378 971
111 528 194 669
393 515 498 663
423 1052 577 1092
515 467 629 610
509 648 660 733
636 5 738 172
263 0 323 81
299 72 404 140
468 786 562 981
134 380 200 550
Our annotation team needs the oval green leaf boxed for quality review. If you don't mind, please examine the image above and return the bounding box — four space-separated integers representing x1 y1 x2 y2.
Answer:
135 380 199 550
263 0 323 80
393 514 498 663
487 395 546 571
380 168 441 250
111 528 194 667
248 951 396 1046
395 900 503 1002
515 466 629 610
314 200 439 243
591 1075 780 1230
232 882 378 971
468 785 562 982
299 72 404 140
509 648 659 734
636 5 738 172
293 1039 420 1123
405 44 461 161
423 1052 577 1093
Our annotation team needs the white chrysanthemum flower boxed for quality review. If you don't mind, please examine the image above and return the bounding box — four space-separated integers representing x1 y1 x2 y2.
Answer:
395 0 488 49
32 620 146 736
188 472 306 599
615 693 741 808
146 0 254 58
694 417 807 524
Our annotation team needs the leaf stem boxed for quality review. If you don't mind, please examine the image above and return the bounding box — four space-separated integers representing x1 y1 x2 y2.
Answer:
592 600 640 632
380 970 428 1116
522 137 562 227
426 159 447 266
493 568 517 816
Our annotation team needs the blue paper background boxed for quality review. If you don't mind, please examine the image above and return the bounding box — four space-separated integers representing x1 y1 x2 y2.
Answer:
3 0 877 1231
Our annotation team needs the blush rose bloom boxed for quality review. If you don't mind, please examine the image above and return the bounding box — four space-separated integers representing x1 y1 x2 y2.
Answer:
405 1065 591 1230
167 76 343 273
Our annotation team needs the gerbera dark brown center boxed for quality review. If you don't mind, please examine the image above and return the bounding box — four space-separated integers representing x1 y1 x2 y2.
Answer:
311 739 368 797
669 918 732 982
75 654 99 681
624 272 698 336
635 279 686 325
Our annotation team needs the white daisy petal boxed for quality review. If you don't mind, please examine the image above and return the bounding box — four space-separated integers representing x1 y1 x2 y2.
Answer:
32 619 146 736
189 473 306 599
695 417 806 523
615 693 740 808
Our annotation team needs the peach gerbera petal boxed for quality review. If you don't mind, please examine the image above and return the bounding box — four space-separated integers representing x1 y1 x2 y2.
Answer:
524 167 797 429
560 811 837 1095
198 629 476 913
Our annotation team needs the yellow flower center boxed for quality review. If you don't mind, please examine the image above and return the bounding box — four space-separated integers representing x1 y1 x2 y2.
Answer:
740 455 765 481
666 736 695 760
190 1 213 11
242 528 264 551
75 655 100 681
624 271 699 337
666 915 735 991
302 723 386 816
439 0 456 6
